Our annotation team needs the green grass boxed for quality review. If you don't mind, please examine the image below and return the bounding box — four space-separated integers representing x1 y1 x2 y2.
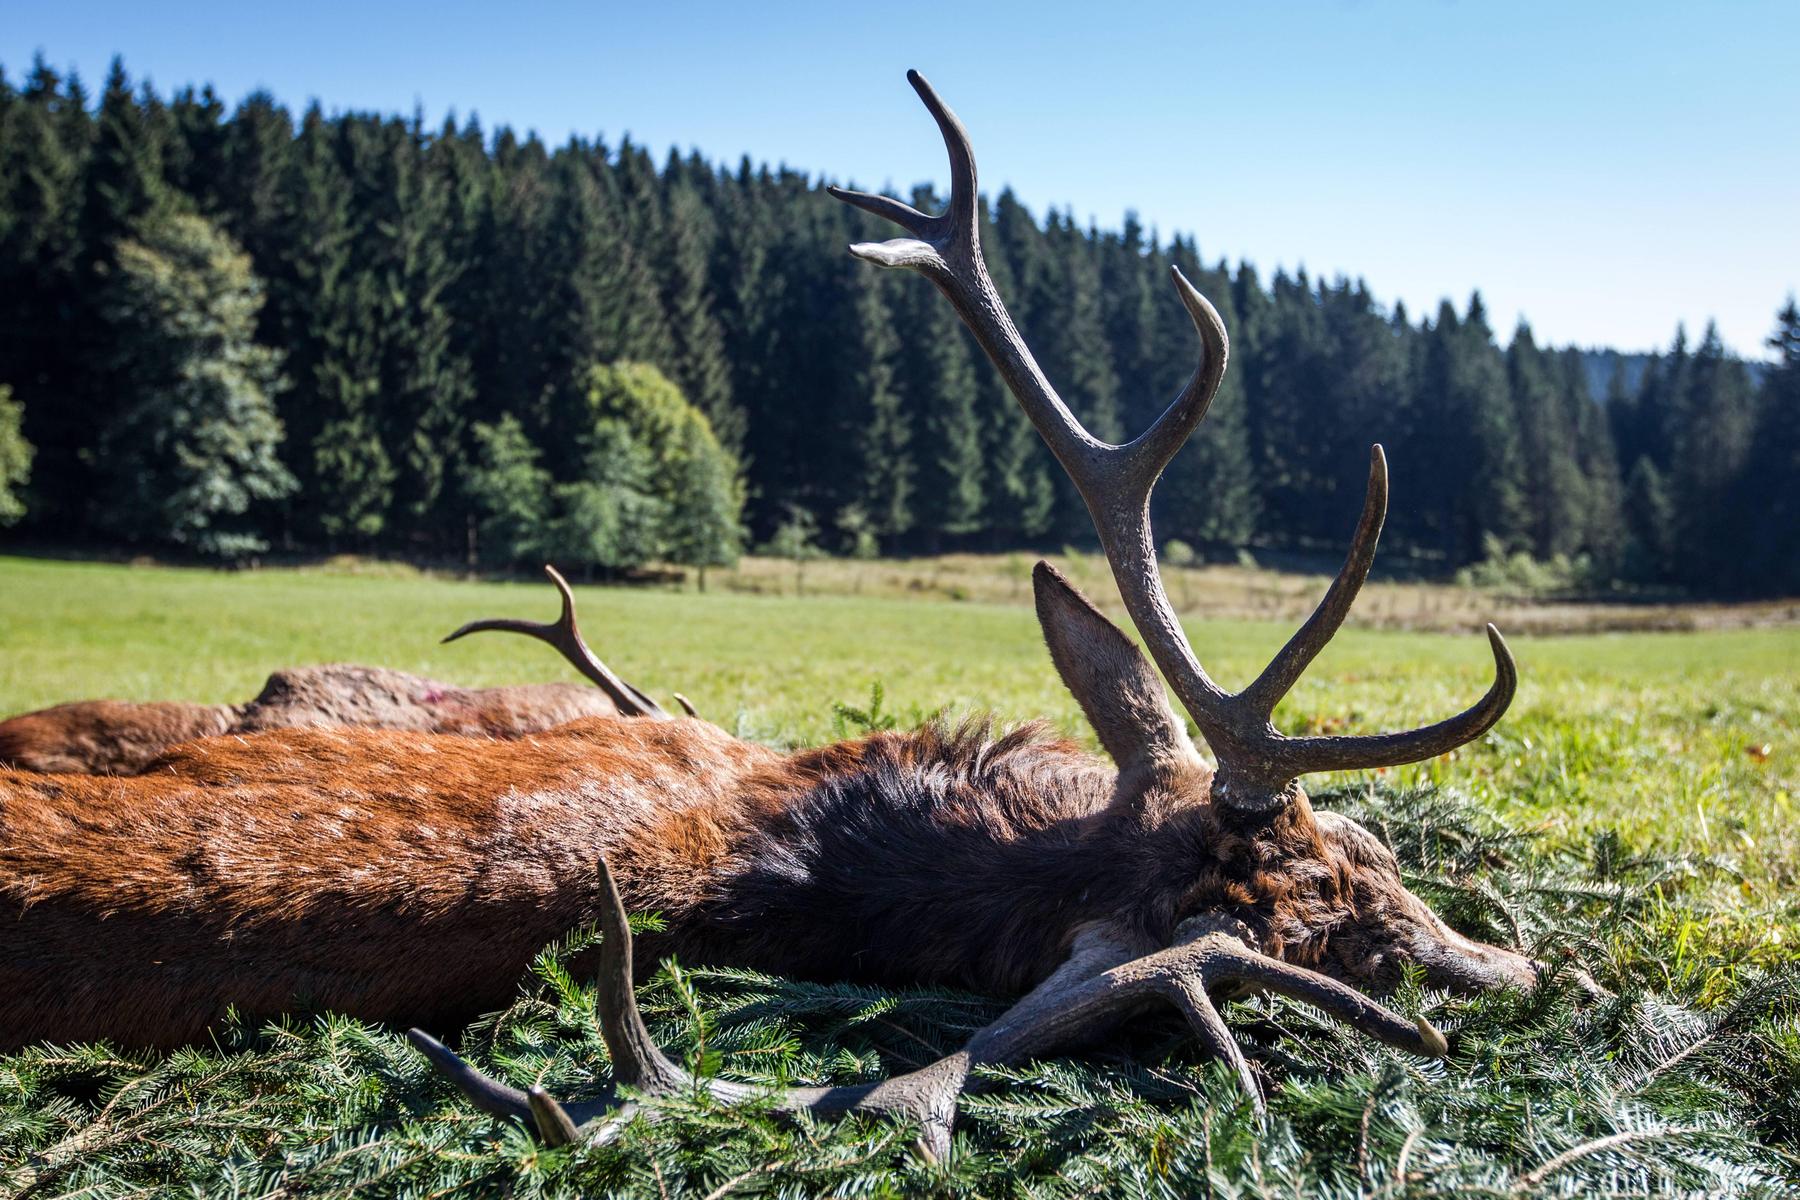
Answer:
2 555 1798 1195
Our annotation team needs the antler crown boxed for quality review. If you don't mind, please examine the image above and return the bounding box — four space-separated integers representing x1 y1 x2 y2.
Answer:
830 70 1516 814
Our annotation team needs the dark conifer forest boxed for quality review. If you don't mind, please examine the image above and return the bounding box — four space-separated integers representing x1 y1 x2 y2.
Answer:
1 57 1795 595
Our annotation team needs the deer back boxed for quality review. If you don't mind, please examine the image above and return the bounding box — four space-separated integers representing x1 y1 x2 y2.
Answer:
234 664 620 737
0 667 621 776
0 716 773 1049
0 699 242 774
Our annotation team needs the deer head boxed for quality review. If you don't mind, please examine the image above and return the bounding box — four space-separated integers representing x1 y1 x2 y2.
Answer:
416 70 1543 1159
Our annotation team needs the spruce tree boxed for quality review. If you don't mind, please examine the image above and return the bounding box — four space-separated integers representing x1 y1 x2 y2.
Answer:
345 114 474 544
1154 245 1257 548
0 54 1788 595
980 193 1055 543
1668 322 1757 584
1408 295 1529 564
1623 456 1675 581
211 91 292 275
80 58 165 266
0 60 86 531
660 178 739 451
1729 300 1800 594
842 263 912 544
892 195 981 544
1506 322 1588 559
1559 347 1627 571
275 106 391 544
91 212 295 557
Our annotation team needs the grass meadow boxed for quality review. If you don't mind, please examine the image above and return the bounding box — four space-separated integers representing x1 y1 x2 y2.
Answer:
1 554 1797 1195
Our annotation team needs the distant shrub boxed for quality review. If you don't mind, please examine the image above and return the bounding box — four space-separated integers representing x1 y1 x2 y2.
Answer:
0 384 31 527
1456 533 1603 596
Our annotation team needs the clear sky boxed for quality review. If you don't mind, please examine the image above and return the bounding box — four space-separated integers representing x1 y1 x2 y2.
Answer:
5 0 1795 357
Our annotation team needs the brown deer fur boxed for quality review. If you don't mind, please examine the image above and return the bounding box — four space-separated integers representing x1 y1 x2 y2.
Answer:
0 664 619 775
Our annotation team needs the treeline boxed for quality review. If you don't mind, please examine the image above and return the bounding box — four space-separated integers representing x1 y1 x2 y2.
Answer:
0 58 1795 594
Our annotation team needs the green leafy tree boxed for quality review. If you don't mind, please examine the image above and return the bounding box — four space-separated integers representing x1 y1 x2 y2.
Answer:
578 362 745 545
835 503 880 560
0 383 32 525
765 503 822 595
666 426 741 590
465 414 550 567
91 212 294 557
544 420 668 576
664 413 745 589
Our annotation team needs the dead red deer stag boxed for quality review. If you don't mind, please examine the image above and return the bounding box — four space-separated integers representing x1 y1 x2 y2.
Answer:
0 71 1533 1161
0 566 681 774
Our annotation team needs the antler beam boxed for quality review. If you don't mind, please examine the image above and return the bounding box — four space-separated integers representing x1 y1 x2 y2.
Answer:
442 565 672 721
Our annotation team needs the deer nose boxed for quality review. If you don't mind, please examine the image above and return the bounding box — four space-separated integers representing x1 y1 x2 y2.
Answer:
1416 930 1541 994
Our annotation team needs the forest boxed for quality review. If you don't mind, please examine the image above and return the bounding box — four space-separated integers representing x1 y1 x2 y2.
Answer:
0 56 1795 595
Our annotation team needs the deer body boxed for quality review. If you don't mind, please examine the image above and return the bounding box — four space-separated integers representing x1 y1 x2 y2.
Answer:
0 665 621 776
0 698 1529 1052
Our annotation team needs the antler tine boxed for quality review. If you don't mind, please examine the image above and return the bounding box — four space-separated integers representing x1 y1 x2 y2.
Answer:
441 565 670 721
829 186 936 239
1277 624 1517 774
1240 445 1389 717
905 68 979 232
589 856 696 1094
1124 266 1229 481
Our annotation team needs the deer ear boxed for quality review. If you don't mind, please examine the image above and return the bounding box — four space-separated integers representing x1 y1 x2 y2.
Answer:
1034 561 1195 772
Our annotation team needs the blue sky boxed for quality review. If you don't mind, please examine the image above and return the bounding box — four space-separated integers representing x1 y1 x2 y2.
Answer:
5 0 1795 356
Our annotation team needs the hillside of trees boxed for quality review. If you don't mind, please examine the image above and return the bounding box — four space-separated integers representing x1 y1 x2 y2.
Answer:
1 57 1795 596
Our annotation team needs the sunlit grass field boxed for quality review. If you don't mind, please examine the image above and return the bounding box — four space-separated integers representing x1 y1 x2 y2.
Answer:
2 555 1797 1194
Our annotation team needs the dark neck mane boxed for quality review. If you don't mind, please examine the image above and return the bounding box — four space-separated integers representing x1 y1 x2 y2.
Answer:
664 718 1123 994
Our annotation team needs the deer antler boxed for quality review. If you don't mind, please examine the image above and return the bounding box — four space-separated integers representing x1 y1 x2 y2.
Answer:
412 856 1447 1160
442 565 673 721
829 71 1516 814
